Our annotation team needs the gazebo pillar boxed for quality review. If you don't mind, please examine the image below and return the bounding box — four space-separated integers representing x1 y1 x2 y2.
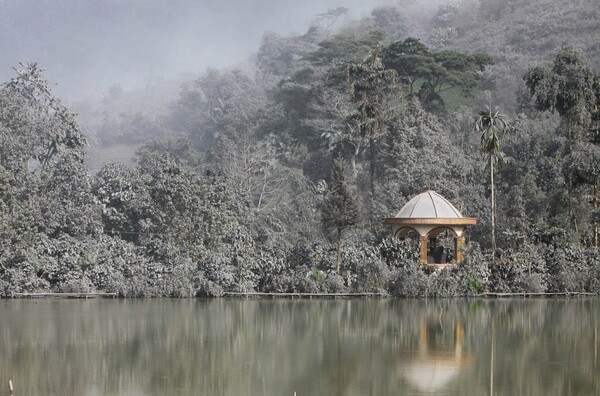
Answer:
419 236 428 264
455 236 465 263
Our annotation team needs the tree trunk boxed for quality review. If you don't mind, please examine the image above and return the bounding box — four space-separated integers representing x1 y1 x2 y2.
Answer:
350 141 361 180
595 178 599 249
369 132 375 233
336 228 342 273
491 155 496 263
568 173 574 229
566 125 575 230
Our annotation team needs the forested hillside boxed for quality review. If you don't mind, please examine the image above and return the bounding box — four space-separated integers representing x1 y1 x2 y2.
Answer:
1 0 599 297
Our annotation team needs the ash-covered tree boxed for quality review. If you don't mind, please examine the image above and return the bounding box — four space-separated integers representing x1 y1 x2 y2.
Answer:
524 47 596 141
322 158 360 273
306 30 384 70
382 37 492 112
378 97 471 205
346 48 399 230
524 47 600 237
311 7 348 39
214 134 321 249
593 74 600 247
169 69 269 153
256 28 321 77
0 63 86 174
370 6 407 42
0 64 103 294
382 38 430 96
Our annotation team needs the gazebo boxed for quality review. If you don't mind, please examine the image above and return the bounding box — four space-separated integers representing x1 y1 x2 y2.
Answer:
383 190 477 266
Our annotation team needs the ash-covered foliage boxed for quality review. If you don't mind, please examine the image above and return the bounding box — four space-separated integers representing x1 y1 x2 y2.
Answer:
2 1 600 297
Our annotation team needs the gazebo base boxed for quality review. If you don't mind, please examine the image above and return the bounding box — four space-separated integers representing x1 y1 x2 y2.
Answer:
422 263 457 272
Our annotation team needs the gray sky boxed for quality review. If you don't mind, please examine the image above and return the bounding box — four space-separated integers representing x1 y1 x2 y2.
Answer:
1 0 411 103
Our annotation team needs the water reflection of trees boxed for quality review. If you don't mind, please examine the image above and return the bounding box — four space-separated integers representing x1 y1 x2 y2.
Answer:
0 298 598 395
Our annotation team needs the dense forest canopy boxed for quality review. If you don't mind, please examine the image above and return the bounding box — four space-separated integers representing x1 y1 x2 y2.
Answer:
1 0 599 297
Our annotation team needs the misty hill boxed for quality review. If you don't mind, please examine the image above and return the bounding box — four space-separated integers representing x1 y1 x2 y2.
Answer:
422 0 600 110
441 0 599 59
78 75 190 172
85 0 600 152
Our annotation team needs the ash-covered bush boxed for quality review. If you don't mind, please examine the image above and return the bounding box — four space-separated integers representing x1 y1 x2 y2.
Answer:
0 260 50 296
270 243 342 293
339 242 390 293
379 237 429 297
488 244 547 293
255 250 288 292
378 237 420 268
35 234 96 293
88 235 146 296
322 272 347 292
543 244 595 293
286 243 332 270
429 266 468 297
151 257 197 298
460 242 491 294
586 249 600 293
199 251 259 293
388 264 430 297
352 258 391 293
291 268 323 293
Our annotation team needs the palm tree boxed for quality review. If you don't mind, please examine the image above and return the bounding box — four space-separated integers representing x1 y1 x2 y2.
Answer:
475 105 508 260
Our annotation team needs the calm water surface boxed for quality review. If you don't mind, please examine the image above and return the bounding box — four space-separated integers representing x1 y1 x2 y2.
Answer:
0 298 598 396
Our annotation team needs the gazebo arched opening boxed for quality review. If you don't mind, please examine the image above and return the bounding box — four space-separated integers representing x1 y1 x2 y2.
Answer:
426 227 458 264
383 191 477 268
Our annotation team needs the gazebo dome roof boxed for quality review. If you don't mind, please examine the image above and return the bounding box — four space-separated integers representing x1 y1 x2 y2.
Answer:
395 190 463 219
383 190 476 227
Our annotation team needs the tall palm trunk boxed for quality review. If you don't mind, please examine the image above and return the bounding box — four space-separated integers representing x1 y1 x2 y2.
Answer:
595 178 599 249
336 227 342 274
475 105 506 262
490 155 496 261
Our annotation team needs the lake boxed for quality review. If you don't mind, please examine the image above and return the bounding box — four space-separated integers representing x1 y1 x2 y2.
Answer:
0 298 598 395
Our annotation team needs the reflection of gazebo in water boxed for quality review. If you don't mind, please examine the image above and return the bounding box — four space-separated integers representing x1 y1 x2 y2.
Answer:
383 191 477 266
400 318 474 393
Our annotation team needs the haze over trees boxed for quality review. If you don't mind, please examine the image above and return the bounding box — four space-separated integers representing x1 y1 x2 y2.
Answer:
1 0 600 297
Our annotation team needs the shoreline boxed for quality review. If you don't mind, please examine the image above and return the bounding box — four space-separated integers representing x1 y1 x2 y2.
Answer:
2 291 597 299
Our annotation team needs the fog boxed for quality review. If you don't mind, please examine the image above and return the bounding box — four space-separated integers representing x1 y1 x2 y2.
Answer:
0 0 451 103
1 0 419 103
